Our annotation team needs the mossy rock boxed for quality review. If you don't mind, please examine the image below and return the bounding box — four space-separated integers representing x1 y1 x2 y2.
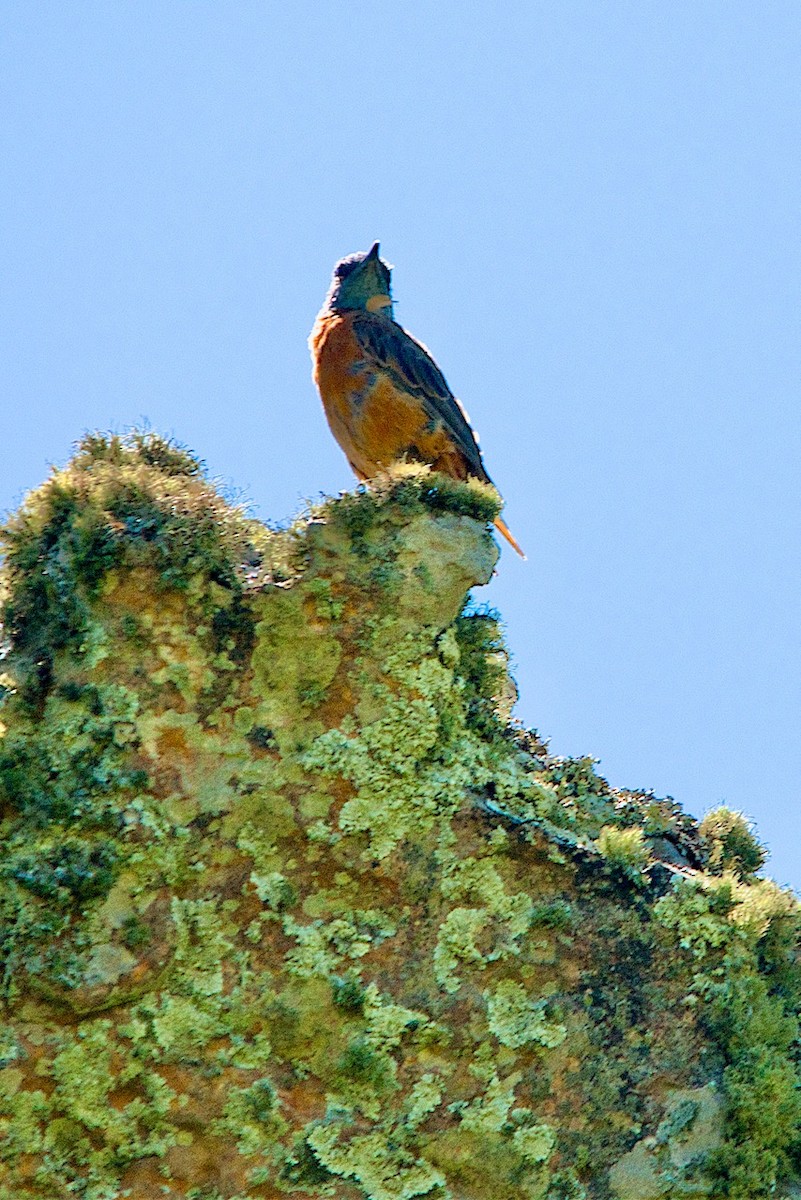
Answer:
0 433 798 1200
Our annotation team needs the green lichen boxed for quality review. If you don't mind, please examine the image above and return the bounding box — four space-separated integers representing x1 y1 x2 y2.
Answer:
404 1076 443 1130
453 1073 518 1134
306 1124 446 1200
214 1077 287 1156
304 631 489 861
512 1122 557 1165
0 1019 177 1196
250 588 342 731
331 973 367 1013
485 980 566 1050
434 859 534 993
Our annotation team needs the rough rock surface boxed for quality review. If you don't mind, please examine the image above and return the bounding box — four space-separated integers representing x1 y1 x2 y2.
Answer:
0 432 799 1200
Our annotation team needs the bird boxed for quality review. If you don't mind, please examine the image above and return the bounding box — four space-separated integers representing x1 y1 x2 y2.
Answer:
309 242 525 558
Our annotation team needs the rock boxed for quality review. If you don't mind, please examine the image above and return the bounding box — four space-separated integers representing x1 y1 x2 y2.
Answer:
0 432 798 1200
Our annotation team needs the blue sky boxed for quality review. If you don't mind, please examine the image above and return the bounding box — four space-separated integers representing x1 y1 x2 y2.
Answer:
2 4 799 887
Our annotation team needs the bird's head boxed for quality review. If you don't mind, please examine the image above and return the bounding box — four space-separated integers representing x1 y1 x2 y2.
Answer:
323 242 393 317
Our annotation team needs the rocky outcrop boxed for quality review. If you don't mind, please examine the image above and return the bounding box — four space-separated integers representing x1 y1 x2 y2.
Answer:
0 432 798 1199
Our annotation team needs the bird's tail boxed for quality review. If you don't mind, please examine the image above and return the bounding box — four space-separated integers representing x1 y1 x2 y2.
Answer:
494 516 526 559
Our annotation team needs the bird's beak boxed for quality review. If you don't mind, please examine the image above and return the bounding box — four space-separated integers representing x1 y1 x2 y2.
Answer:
365 241 380 260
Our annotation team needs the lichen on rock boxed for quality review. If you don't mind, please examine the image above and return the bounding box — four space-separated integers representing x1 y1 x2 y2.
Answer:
0 431 798 1199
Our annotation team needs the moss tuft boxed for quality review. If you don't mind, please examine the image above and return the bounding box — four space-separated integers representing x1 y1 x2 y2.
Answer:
73 429 204 476
338 1038 394 1090
332 973 367 1013
700 806 766 878
319 466 502 548
596 825 651 880
0 428 266 713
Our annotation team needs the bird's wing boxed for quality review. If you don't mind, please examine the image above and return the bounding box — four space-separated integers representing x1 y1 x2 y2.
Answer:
352 312 491 482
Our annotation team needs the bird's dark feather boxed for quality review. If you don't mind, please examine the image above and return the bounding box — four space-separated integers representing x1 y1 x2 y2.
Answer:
352 313 491 483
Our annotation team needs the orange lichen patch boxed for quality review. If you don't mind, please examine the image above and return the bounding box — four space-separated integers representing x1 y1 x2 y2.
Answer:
8 1155 41 1186
18 1073 56 1100
313 772 357 820
153 725 190 759
161 1141 199 1184
119 1157 180 1195
281 1077 329 1124
314 683 358 729
100 567 163 611
107 1082 145 1112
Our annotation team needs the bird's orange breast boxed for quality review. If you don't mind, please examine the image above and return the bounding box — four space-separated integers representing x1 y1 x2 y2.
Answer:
310 312 469 481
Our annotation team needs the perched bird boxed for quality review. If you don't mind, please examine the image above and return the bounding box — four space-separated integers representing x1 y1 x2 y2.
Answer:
309 243 525 558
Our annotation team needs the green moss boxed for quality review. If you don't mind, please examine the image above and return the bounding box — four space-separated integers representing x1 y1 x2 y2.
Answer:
545 756 606 805
529 899 574 930
700 807 766 878
322 467 502 544
279 1136 336 1190
332 973 367 1013
306 577 345 621
338 1038 394 1090
411 473 502 524
211 595 257 665
453 607 511 738
653 873 801 1197
73 429 204 477
758 906 801 1010
596 825 651 881
705 973 801 1197
0 432 269 717
546 1169 587 1199
120 914 152 950
7 837 118 906
246 1077 279 1121
0 687 143 825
